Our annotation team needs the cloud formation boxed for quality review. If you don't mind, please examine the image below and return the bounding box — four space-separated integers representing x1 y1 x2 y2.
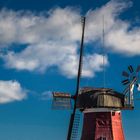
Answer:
0 80 27 103
0 0 139 77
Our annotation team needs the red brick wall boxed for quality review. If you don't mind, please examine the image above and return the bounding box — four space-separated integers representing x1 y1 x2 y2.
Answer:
111 112 125 140
81 111 125 140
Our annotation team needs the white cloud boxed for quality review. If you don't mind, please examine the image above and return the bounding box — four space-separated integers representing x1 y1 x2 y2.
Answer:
60 53 108 78
0 7 81 45
3 42 78 73
3 43 108 78
85 0 140 56
105 24 140 56
82 54 108 77
85 0 128 42
0 80 27 103
0 0 140 78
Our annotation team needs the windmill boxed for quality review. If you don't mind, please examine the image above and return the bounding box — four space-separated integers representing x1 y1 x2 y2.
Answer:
122 65 140 107
52 17 140 140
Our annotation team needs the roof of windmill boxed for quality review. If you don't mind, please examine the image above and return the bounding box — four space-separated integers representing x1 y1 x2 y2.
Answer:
80 87 124 97
77 87 125 109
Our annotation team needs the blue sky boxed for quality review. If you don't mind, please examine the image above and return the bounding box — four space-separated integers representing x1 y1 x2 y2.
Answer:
0 0 140 140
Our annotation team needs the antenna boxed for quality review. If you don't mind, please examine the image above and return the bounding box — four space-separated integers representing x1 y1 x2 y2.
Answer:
102 15 105 88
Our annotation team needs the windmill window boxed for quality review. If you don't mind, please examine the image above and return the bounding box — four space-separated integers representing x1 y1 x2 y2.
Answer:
99 137 106 140
112 112 115 116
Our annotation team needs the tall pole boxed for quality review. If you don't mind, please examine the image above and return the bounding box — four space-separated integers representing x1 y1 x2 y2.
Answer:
67 17 86 140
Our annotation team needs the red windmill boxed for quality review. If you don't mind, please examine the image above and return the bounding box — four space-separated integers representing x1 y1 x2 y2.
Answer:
52 17 140 140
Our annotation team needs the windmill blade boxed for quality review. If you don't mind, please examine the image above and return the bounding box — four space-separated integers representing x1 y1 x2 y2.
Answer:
67 17 86 140
136 65 140 72
53 92 71 98
71 114 80 140
122 79 130 85
128 65 134 73
52 92 72 109
122 71 129 77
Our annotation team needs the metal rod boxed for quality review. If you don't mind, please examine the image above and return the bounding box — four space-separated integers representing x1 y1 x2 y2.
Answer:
102 15 106 88
123 77 137 95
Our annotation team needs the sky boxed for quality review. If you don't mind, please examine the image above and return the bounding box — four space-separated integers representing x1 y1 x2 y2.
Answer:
0 0 140 140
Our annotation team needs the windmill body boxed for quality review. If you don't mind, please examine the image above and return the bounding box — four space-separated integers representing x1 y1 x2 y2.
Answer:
52 86 134 140
81 111 124 140
78 87 125 140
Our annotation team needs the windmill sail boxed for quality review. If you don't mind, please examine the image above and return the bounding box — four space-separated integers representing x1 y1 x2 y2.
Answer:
67 17 86 140
122 71 129 77
52 92 72 109
71 113 80 140
51 17 86 140
128 65 134 73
